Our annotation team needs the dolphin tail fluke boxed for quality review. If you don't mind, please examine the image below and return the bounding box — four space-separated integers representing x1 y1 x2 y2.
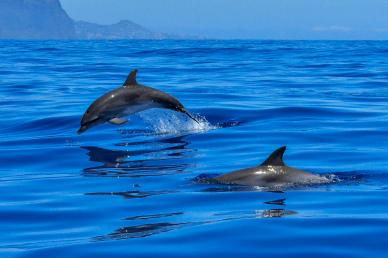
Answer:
183 110 200 124
260 146 286 166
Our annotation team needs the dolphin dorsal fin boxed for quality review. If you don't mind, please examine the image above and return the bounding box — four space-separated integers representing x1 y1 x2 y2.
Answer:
260 146 286 166
123 69 138 86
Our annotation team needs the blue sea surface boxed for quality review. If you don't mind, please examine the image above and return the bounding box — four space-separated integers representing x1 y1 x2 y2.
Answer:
1 40 388 257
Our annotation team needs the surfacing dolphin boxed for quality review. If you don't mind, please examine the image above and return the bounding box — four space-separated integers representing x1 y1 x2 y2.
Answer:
78 69 199 134
214 146 330 188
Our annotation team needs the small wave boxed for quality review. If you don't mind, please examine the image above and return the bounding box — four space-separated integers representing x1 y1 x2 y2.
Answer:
85 190 174 199
35 47 59 51
11 115 76 133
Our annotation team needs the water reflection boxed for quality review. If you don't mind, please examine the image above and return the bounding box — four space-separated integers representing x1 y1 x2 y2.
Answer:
93 196 297 242
94 222 188 240
81 135 193 177
264 198 286 205
259 209 297 218
125 212 184 221
260 198 297 218
80 134 197 241
85 190 175 199
94 212 186 241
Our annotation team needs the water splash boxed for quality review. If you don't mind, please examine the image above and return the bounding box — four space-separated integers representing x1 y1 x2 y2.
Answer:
138 109 216 135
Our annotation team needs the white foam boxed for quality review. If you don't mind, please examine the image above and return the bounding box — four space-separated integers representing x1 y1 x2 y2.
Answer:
138 109 216 135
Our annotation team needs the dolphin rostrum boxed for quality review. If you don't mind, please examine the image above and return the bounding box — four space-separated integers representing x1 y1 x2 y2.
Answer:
78 69 198 134
214 146 330 187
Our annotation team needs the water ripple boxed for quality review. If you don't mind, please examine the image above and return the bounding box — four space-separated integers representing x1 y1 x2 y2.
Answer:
1 40 388 257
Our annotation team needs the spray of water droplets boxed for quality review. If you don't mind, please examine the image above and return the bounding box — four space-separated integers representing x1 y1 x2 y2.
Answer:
138 109 217 135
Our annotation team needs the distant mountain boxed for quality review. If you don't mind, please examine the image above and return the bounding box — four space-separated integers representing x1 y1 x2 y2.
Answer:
75 20 166 40
0 0 196 40
0 0 75 39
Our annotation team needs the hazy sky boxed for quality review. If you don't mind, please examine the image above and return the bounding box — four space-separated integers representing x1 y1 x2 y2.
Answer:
61 0 388 39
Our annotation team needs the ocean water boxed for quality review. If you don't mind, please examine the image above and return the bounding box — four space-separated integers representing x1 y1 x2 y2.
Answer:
1 40 388 257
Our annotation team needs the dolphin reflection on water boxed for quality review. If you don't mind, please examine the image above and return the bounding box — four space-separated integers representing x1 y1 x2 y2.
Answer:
81 135 192 178
93 203 297 241
78 69 198 134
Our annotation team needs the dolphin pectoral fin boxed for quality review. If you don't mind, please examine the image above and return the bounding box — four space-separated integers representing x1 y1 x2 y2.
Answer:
260 146 287 166
109 118 128 125
123 69 138 87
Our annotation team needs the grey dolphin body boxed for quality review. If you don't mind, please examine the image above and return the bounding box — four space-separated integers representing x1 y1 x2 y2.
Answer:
214 146 329 187
78 69 198 134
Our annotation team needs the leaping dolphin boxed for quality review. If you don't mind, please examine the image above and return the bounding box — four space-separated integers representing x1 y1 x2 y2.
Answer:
214 146 330 187
78 69 198 134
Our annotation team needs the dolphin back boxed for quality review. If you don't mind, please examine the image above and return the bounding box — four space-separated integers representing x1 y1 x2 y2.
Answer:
212 146 330 187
